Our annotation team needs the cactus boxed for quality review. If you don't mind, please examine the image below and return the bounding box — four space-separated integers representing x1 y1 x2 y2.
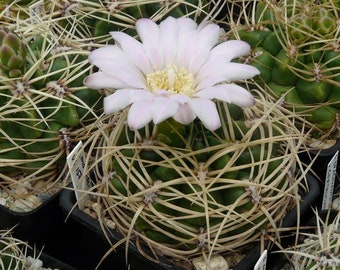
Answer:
84 92 307 267
0 28 26 78
0 228 57 269
279 210 340 270
226 0 340 140
44 0 222 43
0 229 26 269
0 9 103 209
72 12 311 267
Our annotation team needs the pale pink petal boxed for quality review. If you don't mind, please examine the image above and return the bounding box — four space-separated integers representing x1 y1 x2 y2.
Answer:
84 72 126 89
196 63 260 90
173 103 196 125
151 96 179 124
176 19 198 67
159 17 178 66
103 90 133 114
90 58 147 89
195 58 227 82
209 40 251 61
224 63 260 81
169 94 191 105
136 18 163 69
153 89 171 96
88 45 123 63
196 41 252 82
127 101 153 130
110 31 153 74
188 98 221 130
195 84 255 107
129 90 155 103
187 22 221 74
194 85 231 103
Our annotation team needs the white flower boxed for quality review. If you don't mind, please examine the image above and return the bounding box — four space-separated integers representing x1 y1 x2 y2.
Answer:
84 17 260 130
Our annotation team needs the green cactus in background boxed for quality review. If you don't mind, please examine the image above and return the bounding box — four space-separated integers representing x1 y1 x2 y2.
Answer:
0 28 26 78
227 0 340 140
0 22 103 206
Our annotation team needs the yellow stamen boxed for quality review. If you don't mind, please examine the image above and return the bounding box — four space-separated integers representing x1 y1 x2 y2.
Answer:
146 65 195 96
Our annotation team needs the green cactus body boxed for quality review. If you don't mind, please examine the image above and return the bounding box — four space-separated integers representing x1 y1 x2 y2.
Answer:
0 28 26 78
95 96 303 263
229 0 340 139
0 26 103 193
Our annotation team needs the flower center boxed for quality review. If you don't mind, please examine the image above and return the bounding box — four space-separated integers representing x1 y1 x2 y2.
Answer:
146 65 195 96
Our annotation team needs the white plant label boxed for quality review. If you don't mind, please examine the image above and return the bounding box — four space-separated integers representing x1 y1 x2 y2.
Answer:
254 250 267 270
322 151 338 210
29 0 45 22
67 141 92 210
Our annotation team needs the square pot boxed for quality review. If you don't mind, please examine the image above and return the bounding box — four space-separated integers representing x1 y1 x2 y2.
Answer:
59 173 320 270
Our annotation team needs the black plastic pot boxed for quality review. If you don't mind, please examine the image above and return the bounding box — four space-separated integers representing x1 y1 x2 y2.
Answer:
267 208 339 270
59 173 320 270
235 173 320 270
59 188 176 270
299 139 340 185
25 250 78 270
0 190 63 242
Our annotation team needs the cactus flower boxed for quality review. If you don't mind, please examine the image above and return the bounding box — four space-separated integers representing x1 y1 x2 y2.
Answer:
0 28 27 78
84 17 259 130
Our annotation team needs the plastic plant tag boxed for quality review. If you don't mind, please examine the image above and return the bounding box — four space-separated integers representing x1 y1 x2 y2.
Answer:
322 151 338 210
254 250 267 270
67 141 92 210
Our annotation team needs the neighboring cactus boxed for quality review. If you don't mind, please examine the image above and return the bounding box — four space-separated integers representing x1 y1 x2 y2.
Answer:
279 210 340 270
226 0 340 140
0 17 103 209
45 0 222 42
0 28 26 78
0 229 25 269
0 228 58 269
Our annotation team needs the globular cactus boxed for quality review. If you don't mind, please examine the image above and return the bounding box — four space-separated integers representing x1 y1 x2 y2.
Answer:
0 28 26 78
280 210 340 270
77 13 309 268
0 23 103 210
85 94 307 267
0 229 26 269
45 0 222 42
0 228 56 269
226 0 340 140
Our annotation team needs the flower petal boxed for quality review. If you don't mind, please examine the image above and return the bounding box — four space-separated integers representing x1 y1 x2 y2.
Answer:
103 89 134 114
129 89 155 103
170 94 191 105
127 100 153 130
196 63 260 90
173 103 196 125
110 31 153 74
187 22 221 74
196 41 252 82
176 18 198 67
195 84 255 107
210 40 251 61
159 17 178 66
136 18 163 69
90 58 147 89
84 71 125 89
188 98 221 130
88 45 122 63
151 96 179 124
